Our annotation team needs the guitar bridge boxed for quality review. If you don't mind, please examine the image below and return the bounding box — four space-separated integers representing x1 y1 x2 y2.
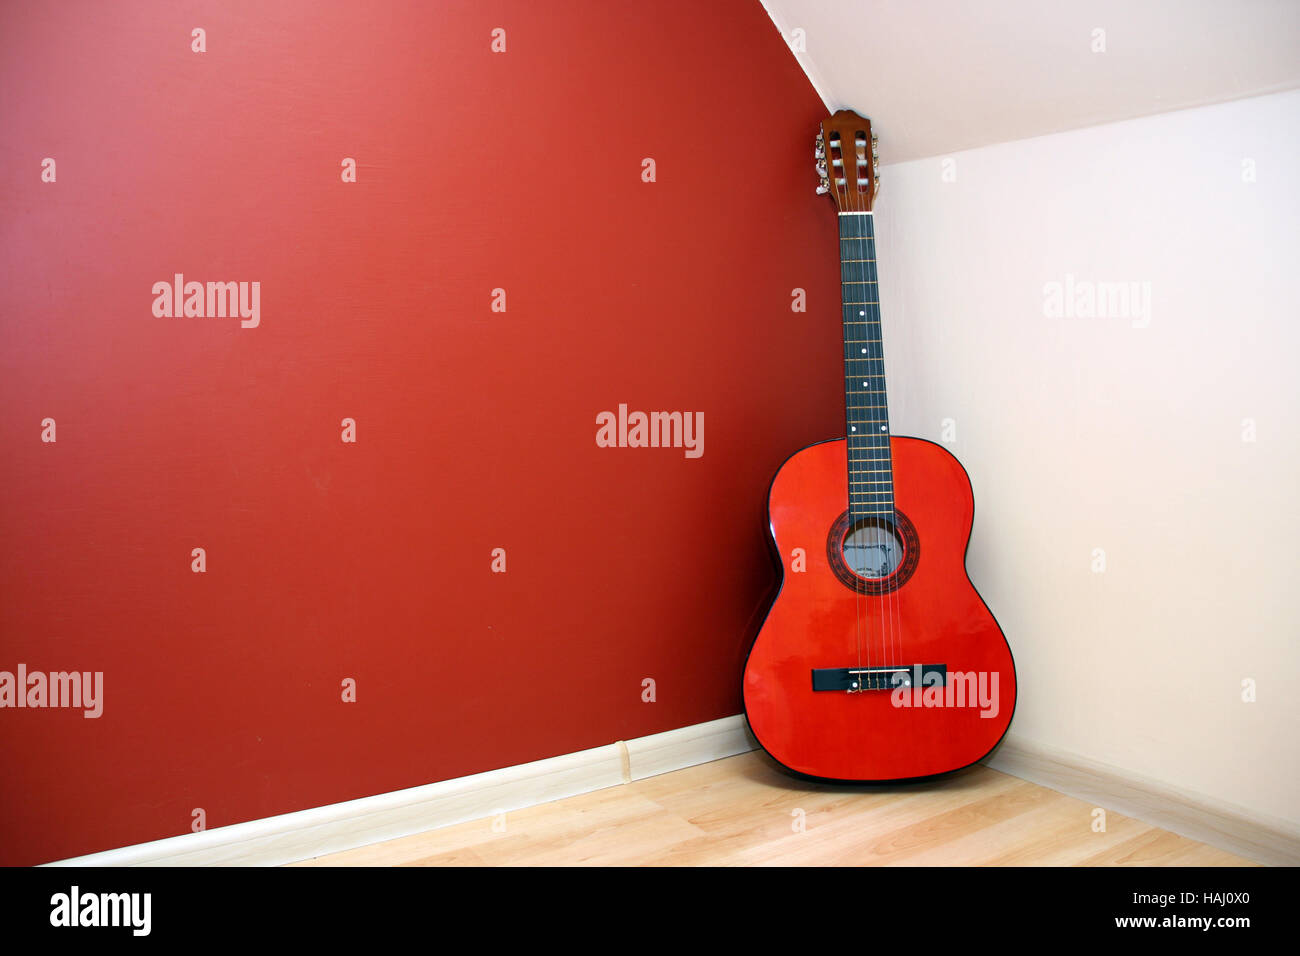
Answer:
811 664 946 692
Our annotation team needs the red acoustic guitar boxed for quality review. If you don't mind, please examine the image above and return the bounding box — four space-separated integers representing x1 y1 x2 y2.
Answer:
743 111 1016 782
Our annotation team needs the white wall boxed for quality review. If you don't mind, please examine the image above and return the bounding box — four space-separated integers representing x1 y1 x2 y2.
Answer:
872 89 1300 826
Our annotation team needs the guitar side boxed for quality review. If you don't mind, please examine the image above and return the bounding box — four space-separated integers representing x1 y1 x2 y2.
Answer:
743 436 1017 782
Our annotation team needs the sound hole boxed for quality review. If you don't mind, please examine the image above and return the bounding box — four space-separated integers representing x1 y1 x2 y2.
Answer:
843 521 903 580
826 510 920 595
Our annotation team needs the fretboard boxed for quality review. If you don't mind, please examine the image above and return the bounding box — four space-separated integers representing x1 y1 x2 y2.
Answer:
839 212 893 520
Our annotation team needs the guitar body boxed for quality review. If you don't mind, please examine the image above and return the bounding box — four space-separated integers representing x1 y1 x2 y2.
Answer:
743 436 1016 781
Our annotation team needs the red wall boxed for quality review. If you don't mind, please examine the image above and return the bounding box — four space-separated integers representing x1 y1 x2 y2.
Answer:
0 0 840 865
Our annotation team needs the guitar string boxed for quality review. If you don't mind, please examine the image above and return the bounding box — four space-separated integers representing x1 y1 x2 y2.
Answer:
848 195 882 689
874 198 903 688
849 198 877 688
836 133 864 694
887 174 905 691
837 132 865 695
874 164 904 691
847 195 868 691
847 192 878 697
862 197 892 689
857 152 900 692
862 196 900 686
846 187 879 691
856 202 882 685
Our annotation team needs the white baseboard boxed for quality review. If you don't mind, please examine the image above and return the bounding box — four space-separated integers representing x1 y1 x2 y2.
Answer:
49 717 1288 867
46 715 757 867
984 733 1300 866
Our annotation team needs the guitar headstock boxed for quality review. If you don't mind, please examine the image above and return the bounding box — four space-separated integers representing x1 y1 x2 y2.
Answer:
815 110 879 212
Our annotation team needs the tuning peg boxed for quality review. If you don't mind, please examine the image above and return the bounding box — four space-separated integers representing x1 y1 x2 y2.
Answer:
816 178 830 195
816 159 827 176
815 144 825 160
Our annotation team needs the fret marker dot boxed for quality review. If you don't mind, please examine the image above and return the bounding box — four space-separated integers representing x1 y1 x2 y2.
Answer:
851 427 857 432
880 426 887 432
862 382 867 386
861 348 867 354
859 311 865 316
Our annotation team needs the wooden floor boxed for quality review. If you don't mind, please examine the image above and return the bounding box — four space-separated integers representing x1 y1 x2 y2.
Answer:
293 751 1254 866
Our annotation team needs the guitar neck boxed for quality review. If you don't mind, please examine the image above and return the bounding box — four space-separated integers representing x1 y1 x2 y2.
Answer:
839 211 895 520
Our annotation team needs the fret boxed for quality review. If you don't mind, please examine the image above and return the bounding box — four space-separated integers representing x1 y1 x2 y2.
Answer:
841 280 877 285
841 258 875 263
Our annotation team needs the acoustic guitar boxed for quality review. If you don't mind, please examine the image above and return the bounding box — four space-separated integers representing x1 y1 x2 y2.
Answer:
743 110 1016 781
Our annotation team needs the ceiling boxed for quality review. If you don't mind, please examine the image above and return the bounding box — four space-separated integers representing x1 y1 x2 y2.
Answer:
760 0 1300 162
